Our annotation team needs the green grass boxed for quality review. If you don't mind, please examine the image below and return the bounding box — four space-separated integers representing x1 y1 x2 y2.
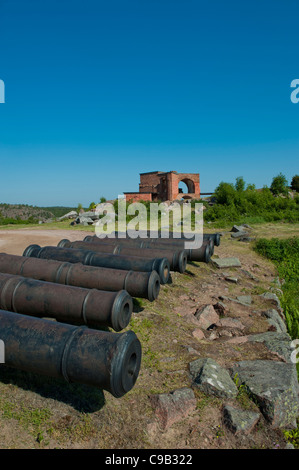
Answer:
254 236 299 448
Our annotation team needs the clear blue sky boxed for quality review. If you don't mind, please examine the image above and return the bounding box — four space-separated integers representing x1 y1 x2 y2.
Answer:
0 0 298 206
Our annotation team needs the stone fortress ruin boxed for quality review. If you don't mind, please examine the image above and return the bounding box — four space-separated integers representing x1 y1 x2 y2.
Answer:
124 171 201 202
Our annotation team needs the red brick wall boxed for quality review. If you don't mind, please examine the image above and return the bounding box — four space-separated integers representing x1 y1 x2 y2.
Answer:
124 192 152 203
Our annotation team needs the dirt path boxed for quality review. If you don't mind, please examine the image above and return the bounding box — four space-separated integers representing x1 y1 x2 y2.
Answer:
0 229 90 256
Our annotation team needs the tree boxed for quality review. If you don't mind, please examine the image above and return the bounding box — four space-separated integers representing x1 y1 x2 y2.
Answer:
214 182 236 205
270 173 288 196
77 203 83 213
88 202 96 210
99 196 106 203
290 175 299 193
235 176 245 192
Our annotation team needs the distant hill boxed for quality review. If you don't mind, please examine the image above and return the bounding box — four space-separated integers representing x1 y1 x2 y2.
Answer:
0 203 77 224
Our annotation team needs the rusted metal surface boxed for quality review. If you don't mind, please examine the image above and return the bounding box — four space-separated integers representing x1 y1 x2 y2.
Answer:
0 253 160 301
0 271 132 331
23 244 170 284
58 239 187 273
0 309 141 397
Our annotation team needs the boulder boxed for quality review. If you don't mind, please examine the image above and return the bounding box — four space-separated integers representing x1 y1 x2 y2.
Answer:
194 305 219 330
248 331 293 363
150 388 196 430
262 309 287 333
189 358 238 399
58 210 78 221
223 405 260 435
236 295 252 305
230 360 299 428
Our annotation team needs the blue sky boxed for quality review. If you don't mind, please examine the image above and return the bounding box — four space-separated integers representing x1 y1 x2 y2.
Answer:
0 0 298 206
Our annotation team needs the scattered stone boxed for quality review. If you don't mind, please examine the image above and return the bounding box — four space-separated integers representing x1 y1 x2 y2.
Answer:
189 358 238 399
223 405 260 435
284 443 295 449
207 331 219 341
192 328 205 340
194 305 219 330
230 360 299 428
240 269 259 282
260 292 282 310
248 331 293 363
226 336 249 344
236 295 252 305
231 231 249 239
262 309 287 333
225 276 238 284
150 388 197 430
212 258 241 269
238 236 255 242
217 318 245 331
219 295 253 307
213 301 228 316
58 210 78 221
230 225 246 233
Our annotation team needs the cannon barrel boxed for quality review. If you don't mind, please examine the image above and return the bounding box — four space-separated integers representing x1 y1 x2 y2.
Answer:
114 231 221 247
0 253 160 302
58 239 187 273
83 234 214 259
0 272 132 331
23 244 170 285
0 310 141 397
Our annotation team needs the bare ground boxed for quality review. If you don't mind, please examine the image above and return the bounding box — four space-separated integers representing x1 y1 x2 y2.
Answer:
0 223 296 449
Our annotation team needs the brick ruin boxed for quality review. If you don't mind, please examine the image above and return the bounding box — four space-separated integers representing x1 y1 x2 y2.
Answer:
124 171 200 202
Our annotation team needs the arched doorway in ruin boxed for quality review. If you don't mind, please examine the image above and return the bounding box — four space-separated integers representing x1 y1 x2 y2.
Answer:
178 178 195 195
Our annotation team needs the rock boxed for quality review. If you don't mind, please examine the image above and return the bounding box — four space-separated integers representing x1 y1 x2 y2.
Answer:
262 309 287 333
225 276 238 284
260 292 282 310
150 388 196 430
230 360 299 428
238 236 255 242
226 336 249 344
213 301 228 316
240 269 259 281
212 258 241 269
231 225 246 233
231 231 249 239
248 331 293 363
223 405 260 435
219 295 253 307
236 295 252 305
217 318 245 331
189 358 238 399
194 305 219 330
58 210 78 221
79 216 94 226
284 443 295 449
192 328 205 340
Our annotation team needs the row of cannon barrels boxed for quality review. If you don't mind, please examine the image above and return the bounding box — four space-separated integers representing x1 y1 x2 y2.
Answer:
0 231 220 398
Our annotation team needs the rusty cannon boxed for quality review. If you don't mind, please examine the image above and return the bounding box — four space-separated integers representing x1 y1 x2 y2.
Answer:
0 253 160 302
113 230 221 247
23 244 170 284
81 235 211 263
0 309 141 397
0 271 132 331
57 239 188 273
